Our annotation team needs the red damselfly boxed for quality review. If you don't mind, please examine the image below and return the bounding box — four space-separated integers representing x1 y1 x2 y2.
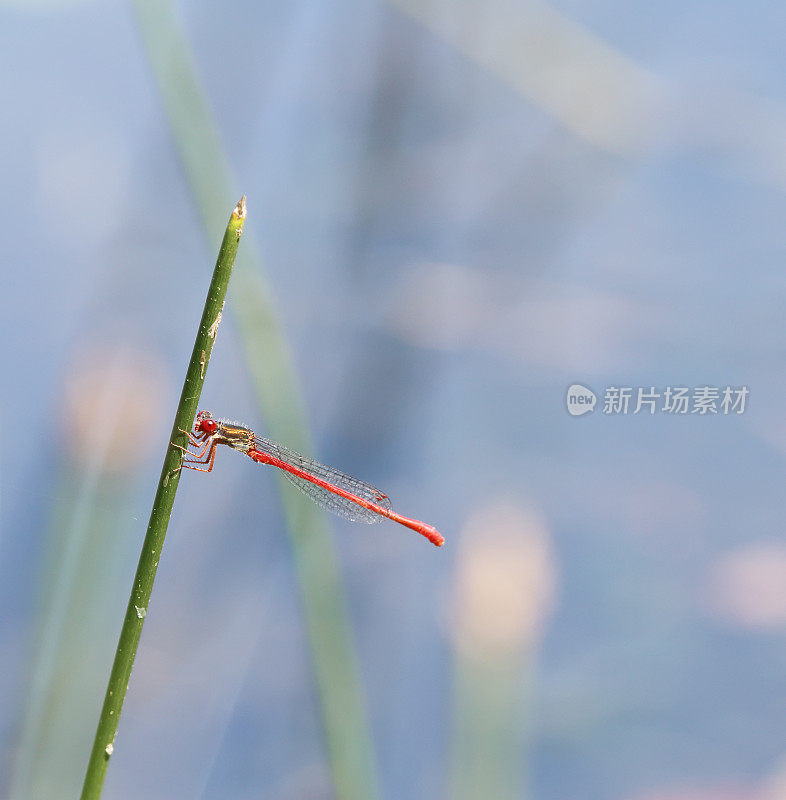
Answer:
173 411 444 547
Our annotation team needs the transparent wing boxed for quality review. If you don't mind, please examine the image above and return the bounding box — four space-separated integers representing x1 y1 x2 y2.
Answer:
254 436 392 524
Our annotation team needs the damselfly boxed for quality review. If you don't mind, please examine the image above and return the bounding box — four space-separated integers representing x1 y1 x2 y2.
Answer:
173 411 444 547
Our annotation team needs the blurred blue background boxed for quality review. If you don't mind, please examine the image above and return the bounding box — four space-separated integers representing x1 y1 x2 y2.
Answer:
3 1 786 799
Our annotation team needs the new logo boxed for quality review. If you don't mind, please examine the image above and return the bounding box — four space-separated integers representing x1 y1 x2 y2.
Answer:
566 384 597 416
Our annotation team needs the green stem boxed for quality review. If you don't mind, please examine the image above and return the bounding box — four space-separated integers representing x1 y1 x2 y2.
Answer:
79 198 246 800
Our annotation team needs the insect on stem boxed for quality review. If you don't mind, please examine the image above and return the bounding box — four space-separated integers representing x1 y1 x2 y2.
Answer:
179 410 445 547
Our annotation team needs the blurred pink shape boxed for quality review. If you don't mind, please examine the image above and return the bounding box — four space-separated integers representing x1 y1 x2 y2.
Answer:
706 542 786 629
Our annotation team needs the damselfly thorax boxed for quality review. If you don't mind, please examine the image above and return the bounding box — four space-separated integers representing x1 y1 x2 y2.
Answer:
212 421 254 452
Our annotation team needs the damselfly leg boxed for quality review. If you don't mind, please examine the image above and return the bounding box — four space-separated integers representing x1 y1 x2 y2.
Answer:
171 428 218 473
179 441 218 473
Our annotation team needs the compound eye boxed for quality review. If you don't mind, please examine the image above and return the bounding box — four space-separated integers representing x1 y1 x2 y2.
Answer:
195 411 218 434
196 417 218 434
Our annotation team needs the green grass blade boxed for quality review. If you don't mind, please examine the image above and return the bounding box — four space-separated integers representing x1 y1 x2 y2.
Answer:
79 199 246 800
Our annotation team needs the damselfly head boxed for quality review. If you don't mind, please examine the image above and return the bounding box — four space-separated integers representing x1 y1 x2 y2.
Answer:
194 410 218 434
